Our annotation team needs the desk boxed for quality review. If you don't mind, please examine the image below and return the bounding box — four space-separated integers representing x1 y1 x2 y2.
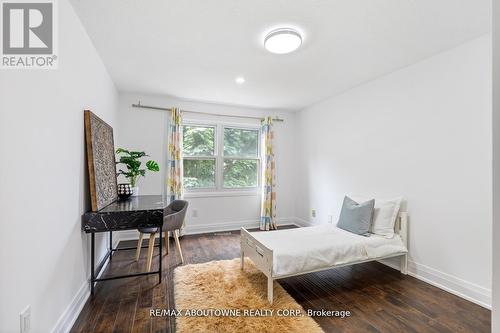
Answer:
82 195 167 294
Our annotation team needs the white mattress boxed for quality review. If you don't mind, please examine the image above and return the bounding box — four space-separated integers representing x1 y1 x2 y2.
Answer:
250 224 407 277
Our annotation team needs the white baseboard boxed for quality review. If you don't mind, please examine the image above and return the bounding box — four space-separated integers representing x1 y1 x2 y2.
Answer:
184 217 295 235
117 217 297 240
407 260 491 309
185 219 260 235
295 217 492 309
117 229 142 241
50 238 120 333
50 281 89 333
294 216 317 227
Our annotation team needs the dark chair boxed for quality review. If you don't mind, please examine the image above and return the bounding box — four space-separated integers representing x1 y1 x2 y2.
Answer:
135 200 188 271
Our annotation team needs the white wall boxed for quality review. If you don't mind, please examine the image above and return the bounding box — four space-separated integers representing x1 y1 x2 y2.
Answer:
493 0 500 328
117 93 297 236
0 4 490 331
0 0 118 332
295 35 492 307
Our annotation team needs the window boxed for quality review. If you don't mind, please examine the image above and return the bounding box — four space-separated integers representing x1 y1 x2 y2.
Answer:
183 125 216 189
183 123 260 191
223 128 259 188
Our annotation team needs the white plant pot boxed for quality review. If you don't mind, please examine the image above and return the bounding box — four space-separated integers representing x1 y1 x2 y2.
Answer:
131 186 139 196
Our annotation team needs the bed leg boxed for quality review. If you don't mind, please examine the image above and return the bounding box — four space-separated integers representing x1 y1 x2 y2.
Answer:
401 254 408 275
267 277 274 305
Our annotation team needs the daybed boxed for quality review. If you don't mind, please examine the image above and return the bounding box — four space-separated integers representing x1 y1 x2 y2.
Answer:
240 212 408 304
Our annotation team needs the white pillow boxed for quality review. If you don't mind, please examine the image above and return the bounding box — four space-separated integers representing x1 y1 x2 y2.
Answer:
351 196 402 238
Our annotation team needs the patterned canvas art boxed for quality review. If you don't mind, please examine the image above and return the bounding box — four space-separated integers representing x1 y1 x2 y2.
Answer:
84 110 118 211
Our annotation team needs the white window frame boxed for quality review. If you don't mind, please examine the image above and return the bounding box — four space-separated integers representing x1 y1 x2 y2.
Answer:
182 123 218 191
182 120 261 197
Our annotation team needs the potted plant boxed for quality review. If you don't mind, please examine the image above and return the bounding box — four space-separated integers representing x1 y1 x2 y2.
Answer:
116 148 160 197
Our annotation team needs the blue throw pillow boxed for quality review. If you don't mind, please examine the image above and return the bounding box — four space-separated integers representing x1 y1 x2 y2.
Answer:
337 196 375 235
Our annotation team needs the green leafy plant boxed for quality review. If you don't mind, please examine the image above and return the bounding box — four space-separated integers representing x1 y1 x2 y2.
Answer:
115 148 160 187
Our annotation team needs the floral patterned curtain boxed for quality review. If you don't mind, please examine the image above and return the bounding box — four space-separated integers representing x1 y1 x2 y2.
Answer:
260 116 277 230
167 107 183 201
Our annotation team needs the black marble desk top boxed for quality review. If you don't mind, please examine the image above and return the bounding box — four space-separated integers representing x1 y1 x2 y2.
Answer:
82 195 169 233
98 195 168 213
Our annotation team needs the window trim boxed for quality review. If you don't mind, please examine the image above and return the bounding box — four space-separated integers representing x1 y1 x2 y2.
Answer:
182 121 261 194
182 124 217 190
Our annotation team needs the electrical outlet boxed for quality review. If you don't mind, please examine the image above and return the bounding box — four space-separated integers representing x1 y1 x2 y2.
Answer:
192 209 198 218
20 306 30 333
328 215 333 223
311 209 316 218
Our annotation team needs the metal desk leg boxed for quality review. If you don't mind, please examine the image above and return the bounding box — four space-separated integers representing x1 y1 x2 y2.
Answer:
91 233 95 295
109 231 113 260
159 231 162 283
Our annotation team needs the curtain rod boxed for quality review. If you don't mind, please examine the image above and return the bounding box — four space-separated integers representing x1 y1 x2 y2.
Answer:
131 101 285 122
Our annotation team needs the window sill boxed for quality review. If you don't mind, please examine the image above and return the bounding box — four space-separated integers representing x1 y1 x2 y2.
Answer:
184 191 261 198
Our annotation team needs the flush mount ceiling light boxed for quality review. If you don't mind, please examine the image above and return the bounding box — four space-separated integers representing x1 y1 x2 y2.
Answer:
264 28 302 54
235 76 245 84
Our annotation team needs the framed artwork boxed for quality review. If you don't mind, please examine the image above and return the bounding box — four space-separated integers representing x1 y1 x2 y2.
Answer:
84 110 118 211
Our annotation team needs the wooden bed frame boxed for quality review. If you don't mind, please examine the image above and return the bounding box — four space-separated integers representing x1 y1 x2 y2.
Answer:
240 212 408 304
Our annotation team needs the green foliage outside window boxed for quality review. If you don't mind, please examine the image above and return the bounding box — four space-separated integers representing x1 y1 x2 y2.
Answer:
223 128 258 157
223 159 258 188
182 125 259 189
183 126 216 189
184 159 215 188
183 126 214 156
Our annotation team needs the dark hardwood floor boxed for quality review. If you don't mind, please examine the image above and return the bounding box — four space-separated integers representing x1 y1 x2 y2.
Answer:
71 228 491 333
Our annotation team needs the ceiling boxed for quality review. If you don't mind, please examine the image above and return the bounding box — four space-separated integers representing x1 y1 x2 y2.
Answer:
70 0 491 110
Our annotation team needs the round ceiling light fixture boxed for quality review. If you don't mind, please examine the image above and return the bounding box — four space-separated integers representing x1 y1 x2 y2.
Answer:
264 28 302 54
